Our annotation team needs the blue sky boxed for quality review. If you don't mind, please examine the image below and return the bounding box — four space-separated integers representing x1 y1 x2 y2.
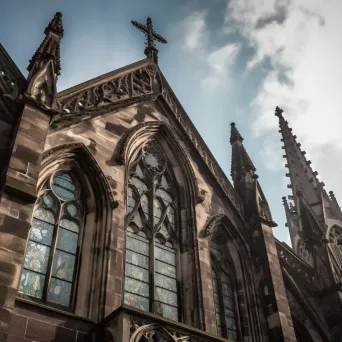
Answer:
1 0 341 244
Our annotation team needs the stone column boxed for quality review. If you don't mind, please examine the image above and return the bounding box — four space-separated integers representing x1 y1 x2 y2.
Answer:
0 103 50 341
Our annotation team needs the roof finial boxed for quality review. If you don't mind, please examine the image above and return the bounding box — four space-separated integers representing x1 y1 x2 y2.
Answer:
230 122 244 144
28 12 64 76
131 17 167 63
275 106 284 117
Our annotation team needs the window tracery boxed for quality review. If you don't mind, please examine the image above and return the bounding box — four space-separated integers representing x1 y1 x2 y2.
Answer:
19 172 83 308
329 226 342 270
210 235 238 340
298 240 314 267
124 142 179 321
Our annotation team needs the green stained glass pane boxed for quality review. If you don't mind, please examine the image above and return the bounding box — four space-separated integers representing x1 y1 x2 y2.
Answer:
225 317 236 330
155 260 176 278
167 206 175 225
53 175 76 191
127 191 136 213
30 219 54 245
158 223 170 240
43 193 54 207
126 263 149 282
133 212 144 228
223 295 234 310
140 194 149 217
59 219 79 233
19 269 45 298
155 302 178 321
211 244 223 260
47 277 72 307
126 250 149 269
212 277 219 293
155 245 176 265
51 184 75 200
126 235 149 255
214 292 220 305
130 177 148 194
52 250 75 281
161 175 169 189
67 203 78 217
124 292 149 311
225 308 235 318
125 277 149 297
155 273 177 292
217 326 223 337
228 329 237 340
153 199 162 225
24 242 50 274
57 228 78 254
222 282 232 297
156 189 172 205
33 208 55 224
216 313 222 327
59 174 72 181
135 164 144 178
155 287 177 306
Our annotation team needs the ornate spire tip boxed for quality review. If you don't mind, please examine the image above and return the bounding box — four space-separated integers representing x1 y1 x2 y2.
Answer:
275 106 284 117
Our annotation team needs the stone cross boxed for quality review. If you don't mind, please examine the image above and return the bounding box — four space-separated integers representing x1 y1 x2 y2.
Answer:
131 17 167 63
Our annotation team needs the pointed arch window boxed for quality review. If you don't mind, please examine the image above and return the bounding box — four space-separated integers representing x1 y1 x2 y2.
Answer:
19 172 83 308
210 236 238 340
124 142 179 321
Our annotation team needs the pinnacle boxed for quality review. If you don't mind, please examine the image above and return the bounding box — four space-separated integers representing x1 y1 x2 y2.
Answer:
44 12 64 37
230 122 244 144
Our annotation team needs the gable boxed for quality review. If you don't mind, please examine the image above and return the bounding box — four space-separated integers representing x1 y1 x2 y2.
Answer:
46 59 243 217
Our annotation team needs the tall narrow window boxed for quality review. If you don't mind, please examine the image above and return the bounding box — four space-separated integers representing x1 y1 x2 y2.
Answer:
124 142 179 321
19 172 83 308
211 238 238 340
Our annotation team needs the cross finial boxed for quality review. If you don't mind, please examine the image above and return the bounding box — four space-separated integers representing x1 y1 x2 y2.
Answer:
275 106 284 117
131 17 167 63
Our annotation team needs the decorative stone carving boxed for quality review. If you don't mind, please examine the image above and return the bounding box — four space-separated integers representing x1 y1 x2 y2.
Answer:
117 121 203 204
199 214 226 238
59 63 158 113
276 240 316 286
325 207 340 220
130 319 203 342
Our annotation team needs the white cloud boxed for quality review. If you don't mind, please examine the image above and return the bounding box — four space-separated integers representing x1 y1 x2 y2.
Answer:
182 11 208 52
202 43 240 89
225 0 342 206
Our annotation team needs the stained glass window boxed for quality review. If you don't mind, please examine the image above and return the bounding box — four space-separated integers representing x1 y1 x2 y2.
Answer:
210 239 238 340
124 142 179 321
19 172 83 308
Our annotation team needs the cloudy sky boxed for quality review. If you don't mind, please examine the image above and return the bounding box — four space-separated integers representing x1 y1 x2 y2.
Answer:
1 0 341 244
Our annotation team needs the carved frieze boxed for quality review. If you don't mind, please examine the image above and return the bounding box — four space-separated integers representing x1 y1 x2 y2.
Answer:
59 63 158 113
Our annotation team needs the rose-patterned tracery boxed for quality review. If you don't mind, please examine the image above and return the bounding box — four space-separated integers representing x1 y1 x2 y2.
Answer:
19 172 83 308
124 141 179 321
210 231 238 340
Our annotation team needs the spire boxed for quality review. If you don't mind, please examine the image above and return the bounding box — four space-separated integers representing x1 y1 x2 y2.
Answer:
131 17 167 63
275 106 323 205
230 122 256 180
28 12 64 77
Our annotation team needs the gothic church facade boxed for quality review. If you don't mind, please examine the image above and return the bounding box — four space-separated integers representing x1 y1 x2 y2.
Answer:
0 12 341 342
